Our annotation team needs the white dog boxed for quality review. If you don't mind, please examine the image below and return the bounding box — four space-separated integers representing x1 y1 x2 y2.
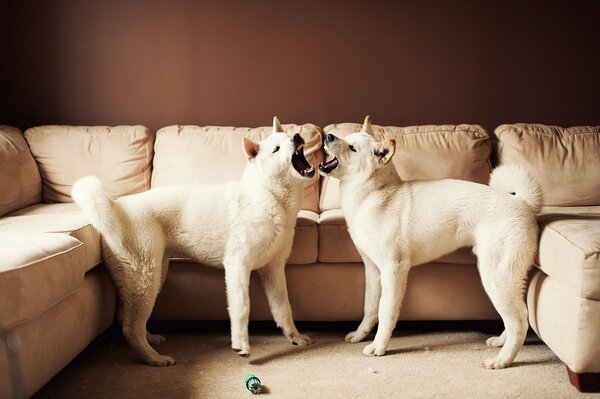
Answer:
72 117 314 366
319 116 542 369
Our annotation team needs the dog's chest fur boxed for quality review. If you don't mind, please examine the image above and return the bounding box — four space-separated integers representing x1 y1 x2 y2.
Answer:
226 183 302 268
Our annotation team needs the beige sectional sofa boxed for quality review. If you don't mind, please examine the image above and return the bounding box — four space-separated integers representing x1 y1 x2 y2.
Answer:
0 122 598 396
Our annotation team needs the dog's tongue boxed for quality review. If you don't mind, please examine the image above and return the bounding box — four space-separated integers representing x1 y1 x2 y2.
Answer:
292 147 315 177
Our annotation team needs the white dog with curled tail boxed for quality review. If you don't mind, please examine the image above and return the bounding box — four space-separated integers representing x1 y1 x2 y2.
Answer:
319 116 542 369
72 117 314 366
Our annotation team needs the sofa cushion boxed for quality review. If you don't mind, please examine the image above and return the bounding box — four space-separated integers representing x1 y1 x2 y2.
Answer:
289 210 319 264
0 203 100 272
151 124 324 213
0 233 89 327
7 202 82 216
24 125 153 203
317 209 477 265
495 124 600 206
536 206 600 300
0 126 41 217
320 123 491 211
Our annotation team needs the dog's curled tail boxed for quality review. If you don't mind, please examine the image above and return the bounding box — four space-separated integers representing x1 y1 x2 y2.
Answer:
489 164 543 214
72 176 123 239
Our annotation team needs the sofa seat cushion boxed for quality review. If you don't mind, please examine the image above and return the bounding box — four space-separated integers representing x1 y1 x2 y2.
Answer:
289 210 319 264
7 202 81 216
170 210 318 265
317 209 477 265
24 125 153 203
151 124 324 213
0 126 41 217
320 123 491 211
1 203 100 272
495 124 600 206
0 232 89 327
537 206 600 300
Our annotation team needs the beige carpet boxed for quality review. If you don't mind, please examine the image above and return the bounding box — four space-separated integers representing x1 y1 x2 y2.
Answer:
35 324 597 398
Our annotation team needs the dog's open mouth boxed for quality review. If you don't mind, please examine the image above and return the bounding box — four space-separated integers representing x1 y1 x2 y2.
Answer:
318 157 339 174
292 144 316 178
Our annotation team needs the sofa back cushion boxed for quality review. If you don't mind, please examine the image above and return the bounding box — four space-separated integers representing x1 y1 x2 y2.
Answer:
151 124 323 213
495 124 600 206
0 126 42 216
24 126 153 203
320 123 491 210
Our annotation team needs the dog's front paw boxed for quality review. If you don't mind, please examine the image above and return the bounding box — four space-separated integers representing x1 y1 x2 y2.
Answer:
146 354 176 367
485 336 504 348
288 332 312 346
483 356 510 370
362 342 387 357
232 341 251 357
345 330 368 343
237 347 251 357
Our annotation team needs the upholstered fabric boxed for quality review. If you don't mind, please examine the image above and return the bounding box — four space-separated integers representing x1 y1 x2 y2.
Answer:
317 209 362 262
289 210 319 264
320 123 491 210
7 268 116 398
152 261 498 321
0 125 41 217
536 206 600 300
495 124 600 206
0 208 101 273
24 125 153 203
528 270 600 373
7 202 81 216
0 233 90 327
317 209 477 265
151 124 324 212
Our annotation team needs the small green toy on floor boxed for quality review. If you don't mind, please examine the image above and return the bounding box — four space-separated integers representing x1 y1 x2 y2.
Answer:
245 374 262 395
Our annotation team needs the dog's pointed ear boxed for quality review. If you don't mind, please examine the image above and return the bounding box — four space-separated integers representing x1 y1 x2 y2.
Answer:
243 137 260 160
373 139 396 165
273 116 284 133
361 115 375 136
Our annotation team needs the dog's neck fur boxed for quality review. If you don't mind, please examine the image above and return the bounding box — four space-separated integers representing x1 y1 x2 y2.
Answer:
241 164 303 212
339 163 402 211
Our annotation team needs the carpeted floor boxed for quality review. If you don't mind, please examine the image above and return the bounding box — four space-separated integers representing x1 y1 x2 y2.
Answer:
35 323 598 398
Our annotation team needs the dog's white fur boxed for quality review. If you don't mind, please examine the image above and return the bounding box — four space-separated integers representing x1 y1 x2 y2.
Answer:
72 117 312 366
319 116 542 369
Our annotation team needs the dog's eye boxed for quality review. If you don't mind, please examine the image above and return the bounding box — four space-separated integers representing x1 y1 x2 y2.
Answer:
272 146 280 153
349 145 357 152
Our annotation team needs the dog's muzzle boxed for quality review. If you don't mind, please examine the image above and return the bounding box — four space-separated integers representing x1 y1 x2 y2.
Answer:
319 135 340 174
291 134 315 178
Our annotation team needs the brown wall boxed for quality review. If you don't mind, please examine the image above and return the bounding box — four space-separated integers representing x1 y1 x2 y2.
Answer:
1 0 599 133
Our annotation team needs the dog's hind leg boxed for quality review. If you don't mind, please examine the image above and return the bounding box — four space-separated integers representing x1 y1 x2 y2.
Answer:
363 258 410 357
478 251 529 369
346 252 381 343
119 301 165 346
224 262 252 356
258 260 311 346
115 255 168 347
486 330 507 348
146 255 170 346
120 253 175 366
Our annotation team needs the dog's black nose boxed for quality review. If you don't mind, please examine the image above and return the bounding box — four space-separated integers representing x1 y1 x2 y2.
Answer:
292 133 305 147
325 134 336 143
